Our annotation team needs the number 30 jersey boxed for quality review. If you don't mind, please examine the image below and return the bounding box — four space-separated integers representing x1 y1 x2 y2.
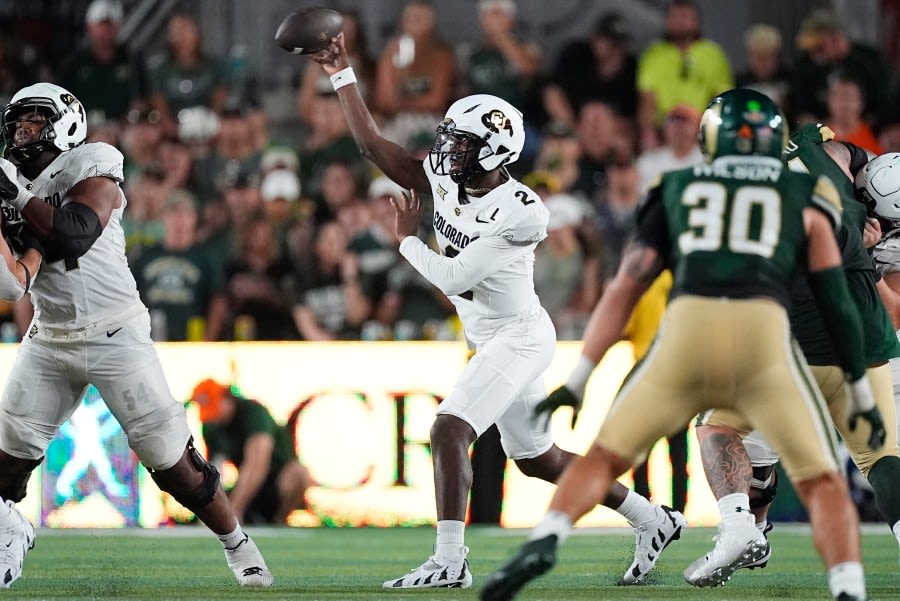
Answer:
638 155 842 308
5 142 143 329
398 163 549 345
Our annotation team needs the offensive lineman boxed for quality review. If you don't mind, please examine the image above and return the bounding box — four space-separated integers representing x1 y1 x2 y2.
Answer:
481 89 882 601
0 83 272 588
311 34 683 589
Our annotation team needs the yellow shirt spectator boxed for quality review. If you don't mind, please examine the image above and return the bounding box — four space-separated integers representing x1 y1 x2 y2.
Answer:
637 39 733 126
624 270 672 360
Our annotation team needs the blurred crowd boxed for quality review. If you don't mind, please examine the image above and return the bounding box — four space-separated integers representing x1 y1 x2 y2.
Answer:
2 0 898 342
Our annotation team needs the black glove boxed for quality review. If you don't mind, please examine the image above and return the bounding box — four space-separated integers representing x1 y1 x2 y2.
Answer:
849 406 886 451
3 221 44 257
533 385 582 431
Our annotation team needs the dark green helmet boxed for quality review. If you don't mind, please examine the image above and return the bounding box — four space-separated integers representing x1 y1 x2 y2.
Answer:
698 88 788 161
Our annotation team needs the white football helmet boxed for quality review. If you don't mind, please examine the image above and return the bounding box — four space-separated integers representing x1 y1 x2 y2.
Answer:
1 82 87 163
429 94 525 184
856 152 900 234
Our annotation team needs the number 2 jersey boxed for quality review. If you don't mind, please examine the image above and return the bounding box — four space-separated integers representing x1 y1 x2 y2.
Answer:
398 161 549 346
637 155 840 308
4 142 143 329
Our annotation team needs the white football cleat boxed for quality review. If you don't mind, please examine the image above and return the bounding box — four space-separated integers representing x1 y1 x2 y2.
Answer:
684 519 768 587
621 504 687 584
383 546 472 589
224 533 274 587
0 501 35 588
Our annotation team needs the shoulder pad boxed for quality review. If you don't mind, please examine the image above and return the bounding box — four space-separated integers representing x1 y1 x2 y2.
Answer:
875 237 900 275
500 195 548 244
810 174 842 228
69 143 125 184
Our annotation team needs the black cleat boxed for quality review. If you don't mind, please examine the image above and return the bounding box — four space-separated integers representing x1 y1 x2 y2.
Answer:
480 535 558 601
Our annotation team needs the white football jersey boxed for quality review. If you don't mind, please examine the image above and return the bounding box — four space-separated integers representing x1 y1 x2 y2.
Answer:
398 161 549 345
3 142 142 329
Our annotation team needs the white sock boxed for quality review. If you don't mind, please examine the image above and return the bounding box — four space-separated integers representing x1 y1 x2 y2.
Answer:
435 520 465 562
565 355 596 399
828 561 865 600
718 493 752 527
892 520 900 548
529 510 572 544
756 520 768 533
615 490 657 525
218 525 247 550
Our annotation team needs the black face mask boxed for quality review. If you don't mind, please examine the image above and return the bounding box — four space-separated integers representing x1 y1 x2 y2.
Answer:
428 123 486 185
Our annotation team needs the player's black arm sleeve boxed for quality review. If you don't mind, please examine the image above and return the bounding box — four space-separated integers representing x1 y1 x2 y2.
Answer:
633 185 671 266
46 202 103 260
808 266 868 381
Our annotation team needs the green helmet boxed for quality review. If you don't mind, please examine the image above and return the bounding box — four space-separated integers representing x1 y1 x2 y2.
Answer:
698 88 788 161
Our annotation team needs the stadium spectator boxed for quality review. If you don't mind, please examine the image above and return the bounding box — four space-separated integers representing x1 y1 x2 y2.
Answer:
226 214 298 340
315 160 368 231
191 102 261 207
532 121 581 193
297 9 374 125
635 103 704 192
260 168 303 250
146 12 228 137
826 71 884 155
571 101 618 200
458 0 540 110
121 165 168 256
790 8 892 125
637 0 733 150
298 93 361 199
374 0 456 148
534 193 598 340
290 221 371 340
221 173 264 250
119 106 163 184
192 379 312 525
594 155 642 278
735 24 792 112
544 12 638 126
158 137 193 191
58 0 145 123
131 190 228 341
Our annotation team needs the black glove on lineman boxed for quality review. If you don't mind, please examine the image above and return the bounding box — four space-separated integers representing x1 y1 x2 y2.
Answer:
3 221 44 257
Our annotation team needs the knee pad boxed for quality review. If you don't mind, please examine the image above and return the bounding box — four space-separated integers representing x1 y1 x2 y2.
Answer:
0 456 41 503
749 464 778 509
149 438 220 512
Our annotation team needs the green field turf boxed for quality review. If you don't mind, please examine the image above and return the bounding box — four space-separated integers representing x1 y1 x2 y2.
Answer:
10 525 897 600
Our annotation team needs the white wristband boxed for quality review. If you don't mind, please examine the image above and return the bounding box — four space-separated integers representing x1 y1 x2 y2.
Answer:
330 67 357 91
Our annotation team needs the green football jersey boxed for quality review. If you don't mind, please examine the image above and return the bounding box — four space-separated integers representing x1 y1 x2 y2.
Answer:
655 155 840 308
782 123 900 365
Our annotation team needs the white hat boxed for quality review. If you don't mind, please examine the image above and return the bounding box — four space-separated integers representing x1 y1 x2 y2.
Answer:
86 0 123 24
478 0 517 16
261 169 301 202
545 194 583 230
260 146 300 173
367 175 406 199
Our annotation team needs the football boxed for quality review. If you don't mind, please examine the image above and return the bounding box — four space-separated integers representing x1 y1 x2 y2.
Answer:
274 7 344 55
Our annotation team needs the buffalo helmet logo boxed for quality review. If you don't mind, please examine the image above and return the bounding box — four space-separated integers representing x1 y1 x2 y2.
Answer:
481 110 512 135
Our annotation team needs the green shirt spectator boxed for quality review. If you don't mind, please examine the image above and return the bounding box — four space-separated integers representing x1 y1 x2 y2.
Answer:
58 0 145 122
193 379 311 525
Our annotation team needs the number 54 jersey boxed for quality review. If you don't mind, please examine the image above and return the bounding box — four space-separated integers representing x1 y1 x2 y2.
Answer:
647 155 842 308
406 167 550 346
